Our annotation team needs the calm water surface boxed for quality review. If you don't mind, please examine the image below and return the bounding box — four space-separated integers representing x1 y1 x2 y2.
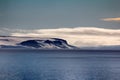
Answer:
0 50 120 80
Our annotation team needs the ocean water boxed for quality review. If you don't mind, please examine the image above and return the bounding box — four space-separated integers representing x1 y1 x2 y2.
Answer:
0 50 120 80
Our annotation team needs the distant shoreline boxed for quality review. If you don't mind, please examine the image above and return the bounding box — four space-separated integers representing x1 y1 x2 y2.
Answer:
0 48 120 52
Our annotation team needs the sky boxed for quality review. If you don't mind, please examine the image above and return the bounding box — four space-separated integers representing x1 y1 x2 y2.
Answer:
0 0 120 47
0 0 120 30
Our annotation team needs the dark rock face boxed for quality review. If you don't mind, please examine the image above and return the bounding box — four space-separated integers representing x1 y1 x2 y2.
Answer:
51 38 68 44
19 40 42 48
44 38 68 48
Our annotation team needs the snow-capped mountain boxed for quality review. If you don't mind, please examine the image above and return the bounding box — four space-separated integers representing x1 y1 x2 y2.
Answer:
0 36 75 49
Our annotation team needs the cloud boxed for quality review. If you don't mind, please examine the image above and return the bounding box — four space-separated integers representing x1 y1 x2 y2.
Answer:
102 17 120 22
11 27 120 47
0 28 29 36
1 27 120 47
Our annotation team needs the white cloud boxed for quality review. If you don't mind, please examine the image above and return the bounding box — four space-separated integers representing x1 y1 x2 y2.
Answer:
2 27 120 47
102 17 120 22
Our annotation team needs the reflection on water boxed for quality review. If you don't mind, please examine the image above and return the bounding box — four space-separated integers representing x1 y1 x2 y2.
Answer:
0 50 120 80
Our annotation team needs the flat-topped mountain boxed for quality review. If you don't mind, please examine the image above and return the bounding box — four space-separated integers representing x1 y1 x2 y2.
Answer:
0 36 75 49
0 36 120 50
